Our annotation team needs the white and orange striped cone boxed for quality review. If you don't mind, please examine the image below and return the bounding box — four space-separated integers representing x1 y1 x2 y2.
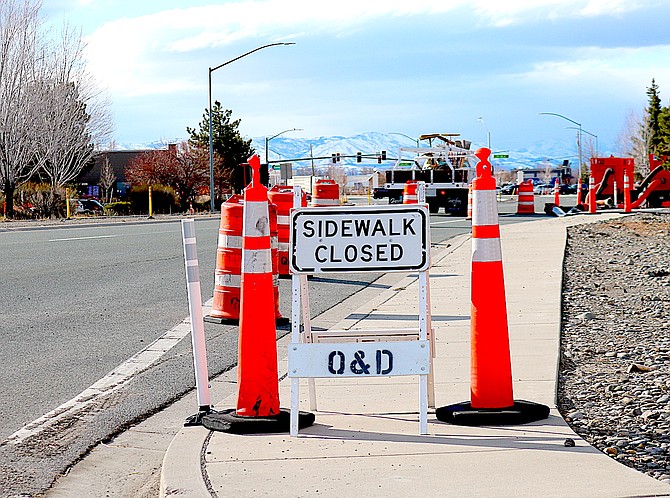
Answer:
202 155 314 434
553 177 560 207
436 147 549 426
623 171 632 213
588 174 597 214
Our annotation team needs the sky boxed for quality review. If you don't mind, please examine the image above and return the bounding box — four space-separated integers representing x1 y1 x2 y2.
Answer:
41 0 670 156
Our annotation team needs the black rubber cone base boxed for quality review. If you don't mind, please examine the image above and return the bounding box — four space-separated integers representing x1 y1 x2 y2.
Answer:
201 408 315 434
436 400 550 426
203 315 238 325
204 316 291 327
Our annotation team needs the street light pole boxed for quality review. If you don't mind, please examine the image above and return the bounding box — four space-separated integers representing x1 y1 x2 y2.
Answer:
539 112 583 179
265 128 303 165
566 126 598 158
207 42 295 212
477 117 491 150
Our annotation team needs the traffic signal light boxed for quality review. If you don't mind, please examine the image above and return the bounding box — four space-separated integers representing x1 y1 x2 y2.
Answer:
336 152 341 163
356 152 362 163
377 156 382 164
332 154 337 164
381 150 387 160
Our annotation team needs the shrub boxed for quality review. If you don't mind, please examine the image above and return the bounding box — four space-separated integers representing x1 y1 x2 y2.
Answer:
128 184 178 214
104 201 132 216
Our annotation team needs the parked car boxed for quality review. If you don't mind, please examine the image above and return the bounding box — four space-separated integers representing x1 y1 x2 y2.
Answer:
500 184 517 195
73 198 105 215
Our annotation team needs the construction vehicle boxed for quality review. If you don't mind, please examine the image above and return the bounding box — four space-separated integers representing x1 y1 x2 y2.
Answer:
589 155 670 209
372 133 475 215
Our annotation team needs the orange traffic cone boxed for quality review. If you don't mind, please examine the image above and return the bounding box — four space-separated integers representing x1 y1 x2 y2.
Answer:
201 155 314 434
623 171 632 213
553 177 560 207
466 184 473 220
436 147 549 426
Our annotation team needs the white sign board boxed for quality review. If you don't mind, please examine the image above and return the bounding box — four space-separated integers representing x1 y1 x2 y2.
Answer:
289 205 430 273
288 341 430 378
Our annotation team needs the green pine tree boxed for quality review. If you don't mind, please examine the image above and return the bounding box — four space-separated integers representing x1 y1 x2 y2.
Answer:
187 101 255 197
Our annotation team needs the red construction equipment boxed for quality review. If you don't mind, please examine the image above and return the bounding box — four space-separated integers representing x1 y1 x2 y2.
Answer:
436 148 549 426
403 180 419 204
516 180 535 214
587 155 670 210
311 179 340 206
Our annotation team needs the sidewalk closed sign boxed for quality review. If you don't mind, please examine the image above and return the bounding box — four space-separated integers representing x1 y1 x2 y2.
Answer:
289 205 430 273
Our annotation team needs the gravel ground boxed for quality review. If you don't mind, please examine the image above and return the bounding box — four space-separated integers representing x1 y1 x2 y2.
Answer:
558 211 670 484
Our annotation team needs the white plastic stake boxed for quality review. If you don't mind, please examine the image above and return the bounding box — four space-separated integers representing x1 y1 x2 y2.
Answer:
181 219 211 410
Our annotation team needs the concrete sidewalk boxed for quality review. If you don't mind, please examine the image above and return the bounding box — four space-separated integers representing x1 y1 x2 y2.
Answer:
160 214 670 497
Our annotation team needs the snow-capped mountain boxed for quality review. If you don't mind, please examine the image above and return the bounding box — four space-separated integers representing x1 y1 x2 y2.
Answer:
111 132 584 171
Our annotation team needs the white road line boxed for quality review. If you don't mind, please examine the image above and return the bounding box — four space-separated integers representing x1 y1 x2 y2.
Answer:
6 299 214 445
49 235 117 242
430 219 470 226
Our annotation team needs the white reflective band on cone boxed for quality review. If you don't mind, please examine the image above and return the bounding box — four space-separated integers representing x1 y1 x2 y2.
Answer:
271 237 278 249
243 201 270 237
242 248 272 274
218 234 243 249
312 199 339 205
278 242 290 251
472 190 498 226
472 237 502 263
215 273 241 288
277 215 290 225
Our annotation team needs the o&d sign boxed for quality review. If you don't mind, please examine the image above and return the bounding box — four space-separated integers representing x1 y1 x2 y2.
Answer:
289 205 430 273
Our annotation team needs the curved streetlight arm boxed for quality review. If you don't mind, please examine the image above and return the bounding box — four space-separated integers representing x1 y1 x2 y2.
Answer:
265 128 303 164
389 132 419 147
208 42 296 211
477 117 491 149
539 112 581 128
210 42 296 74
539 112 583 178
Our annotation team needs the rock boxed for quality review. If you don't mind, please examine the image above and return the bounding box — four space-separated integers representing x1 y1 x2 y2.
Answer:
564 438 576 447
627 364 655 373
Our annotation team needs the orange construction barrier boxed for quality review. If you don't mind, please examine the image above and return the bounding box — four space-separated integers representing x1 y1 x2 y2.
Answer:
516 180 535 214
436 147 549 426
311 179 340 206
403 180 419 204
466 184 473 220
268 185 307 276
207 196 284 325
207 195 244 323
553 178 560 206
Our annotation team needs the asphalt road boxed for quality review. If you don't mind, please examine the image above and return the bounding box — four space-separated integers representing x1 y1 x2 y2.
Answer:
0 195 533 495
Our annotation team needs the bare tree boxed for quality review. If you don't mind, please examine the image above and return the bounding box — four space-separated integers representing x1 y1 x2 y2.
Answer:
0 0 44 217
0 1 113 217
616 109 652 179
34 24 113 215
98 155 116 202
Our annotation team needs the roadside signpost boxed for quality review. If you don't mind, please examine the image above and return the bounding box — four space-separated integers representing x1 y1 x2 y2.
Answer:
288 191 433 436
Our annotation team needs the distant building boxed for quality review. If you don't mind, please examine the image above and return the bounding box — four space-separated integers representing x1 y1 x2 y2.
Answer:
79 146 174 198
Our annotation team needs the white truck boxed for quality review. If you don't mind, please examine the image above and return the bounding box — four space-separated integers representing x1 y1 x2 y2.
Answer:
372 133 476 215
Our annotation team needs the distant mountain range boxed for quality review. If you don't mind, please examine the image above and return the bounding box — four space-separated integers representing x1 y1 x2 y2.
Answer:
112 132 585 171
